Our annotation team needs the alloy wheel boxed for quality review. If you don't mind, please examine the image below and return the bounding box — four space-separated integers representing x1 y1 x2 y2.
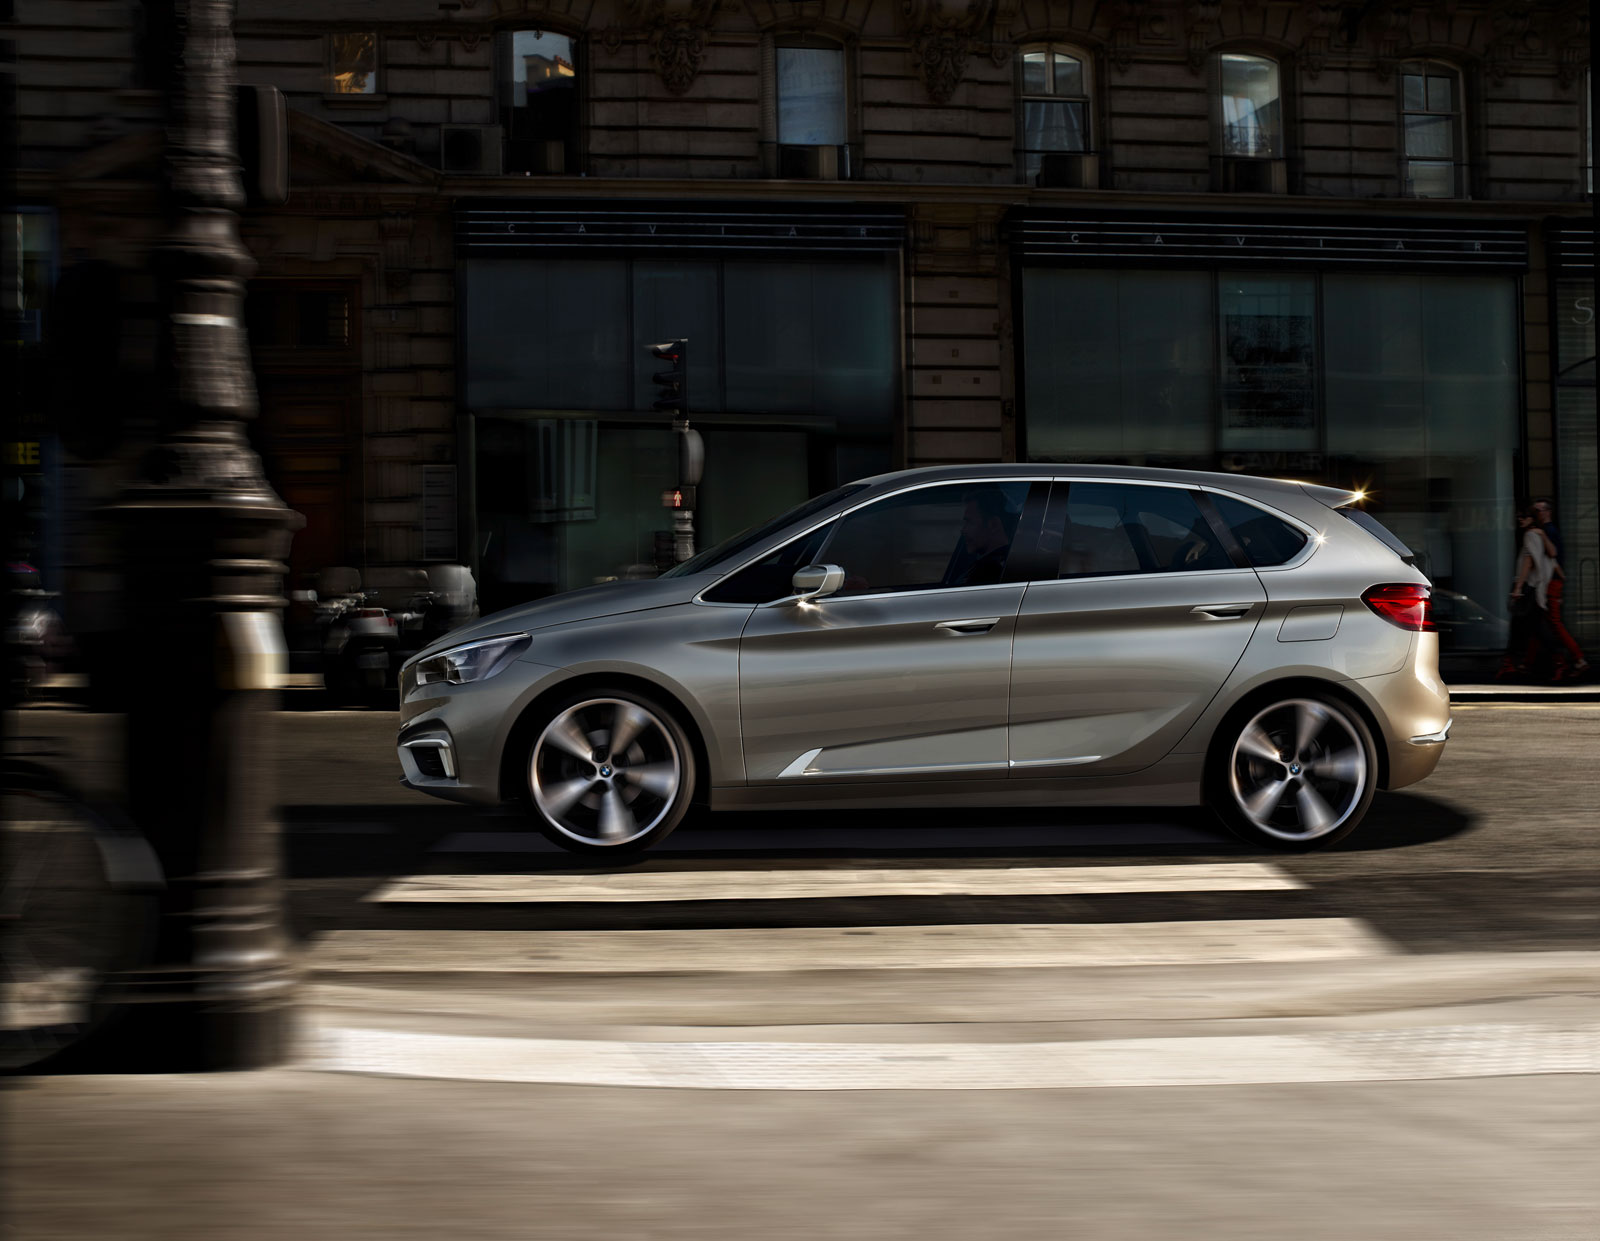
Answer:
1227 698 1369 843
530 697 683 848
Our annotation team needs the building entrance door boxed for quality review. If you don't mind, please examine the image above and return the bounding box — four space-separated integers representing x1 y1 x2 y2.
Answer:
246 283 363 588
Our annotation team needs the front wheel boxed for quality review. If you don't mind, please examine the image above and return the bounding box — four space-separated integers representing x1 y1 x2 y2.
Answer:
1208 694 1377 851
526 692 696 856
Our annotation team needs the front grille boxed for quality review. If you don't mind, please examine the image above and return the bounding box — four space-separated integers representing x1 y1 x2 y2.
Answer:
411 746 448 780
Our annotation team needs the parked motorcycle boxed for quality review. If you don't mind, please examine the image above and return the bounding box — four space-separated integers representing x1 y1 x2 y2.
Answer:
294 565 479 707
5 561 71 700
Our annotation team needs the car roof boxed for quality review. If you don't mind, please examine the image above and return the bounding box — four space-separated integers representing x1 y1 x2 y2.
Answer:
849 463 1357 508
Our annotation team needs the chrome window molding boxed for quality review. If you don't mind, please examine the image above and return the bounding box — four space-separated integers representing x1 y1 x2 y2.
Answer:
692 475 1043 607
691 473 1328 607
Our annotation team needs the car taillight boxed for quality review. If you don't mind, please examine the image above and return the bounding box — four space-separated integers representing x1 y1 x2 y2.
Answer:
1362 583 1435 632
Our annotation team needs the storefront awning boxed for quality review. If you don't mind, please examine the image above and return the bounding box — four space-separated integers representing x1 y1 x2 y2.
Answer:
1007 210 1529 272
457 200 906 258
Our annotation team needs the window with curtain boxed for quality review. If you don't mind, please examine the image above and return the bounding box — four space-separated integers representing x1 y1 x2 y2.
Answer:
1217 53 1282 158
1016 43 1092 182
777 43 846 146
1400 60 1464 198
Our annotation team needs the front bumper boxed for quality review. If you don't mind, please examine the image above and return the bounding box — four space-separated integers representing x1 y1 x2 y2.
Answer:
396 657 567 805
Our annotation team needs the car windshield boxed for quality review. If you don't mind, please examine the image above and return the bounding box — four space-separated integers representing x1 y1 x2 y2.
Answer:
660 484 868 578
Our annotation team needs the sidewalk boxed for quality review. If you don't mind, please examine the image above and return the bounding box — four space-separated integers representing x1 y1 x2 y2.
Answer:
9 952 1600 1241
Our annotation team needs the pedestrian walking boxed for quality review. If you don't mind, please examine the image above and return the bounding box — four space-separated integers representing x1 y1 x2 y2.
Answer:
1498 506 1563 682
1531 498 1589 679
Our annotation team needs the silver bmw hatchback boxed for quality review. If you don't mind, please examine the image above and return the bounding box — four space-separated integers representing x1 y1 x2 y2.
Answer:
397 465 1450 855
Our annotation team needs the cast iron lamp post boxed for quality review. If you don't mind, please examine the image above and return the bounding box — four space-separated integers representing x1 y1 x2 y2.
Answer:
96 0 298 1070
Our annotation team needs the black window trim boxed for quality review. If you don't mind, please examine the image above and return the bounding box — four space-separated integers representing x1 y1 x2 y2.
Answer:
1037 477 1275 583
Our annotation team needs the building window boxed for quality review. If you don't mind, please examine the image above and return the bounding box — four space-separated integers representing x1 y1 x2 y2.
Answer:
1017 43 1092 183
327 33 379 95
776 39 848 177
498 30 579 175
1400 60 1464 198
1217 53 1282 158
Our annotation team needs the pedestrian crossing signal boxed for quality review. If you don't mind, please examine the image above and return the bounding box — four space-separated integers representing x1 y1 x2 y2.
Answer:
649 339 688 416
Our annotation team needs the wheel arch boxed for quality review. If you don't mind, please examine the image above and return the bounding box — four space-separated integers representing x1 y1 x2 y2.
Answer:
1202 675 1392 795
497 671 714 807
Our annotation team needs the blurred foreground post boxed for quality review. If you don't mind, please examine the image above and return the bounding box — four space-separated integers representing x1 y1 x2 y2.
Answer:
95 0 298 1069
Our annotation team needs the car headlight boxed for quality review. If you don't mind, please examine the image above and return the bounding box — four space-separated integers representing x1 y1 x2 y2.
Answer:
413 633 531 687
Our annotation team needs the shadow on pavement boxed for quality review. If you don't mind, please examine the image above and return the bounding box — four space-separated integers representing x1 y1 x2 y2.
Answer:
1328 792 1479 853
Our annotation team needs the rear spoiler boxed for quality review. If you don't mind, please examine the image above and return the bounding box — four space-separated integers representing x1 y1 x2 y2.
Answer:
1298 482 1364 510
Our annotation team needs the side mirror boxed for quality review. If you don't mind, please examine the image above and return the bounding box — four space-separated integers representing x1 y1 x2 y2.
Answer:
791 563 846 601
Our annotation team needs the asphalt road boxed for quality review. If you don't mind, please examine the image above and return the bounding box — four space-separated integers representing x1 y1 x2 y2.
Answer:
8 700 1600 956
7 700 1599 1241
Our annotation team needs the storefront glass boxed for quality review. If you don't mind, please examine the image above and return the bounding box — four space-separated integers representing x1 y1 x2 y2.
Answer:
463 255 897 607
1554 276 1597 645
1021 267 1521 654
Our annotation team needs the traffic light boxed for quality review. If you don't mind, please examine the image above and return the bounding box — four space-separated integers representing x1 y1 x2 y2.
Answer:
649 339 688 416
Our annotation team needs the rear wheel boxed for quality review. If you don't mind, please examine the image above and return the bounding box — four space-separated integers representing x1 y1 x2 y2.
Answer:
1208 694 1376 851
526 692 695 856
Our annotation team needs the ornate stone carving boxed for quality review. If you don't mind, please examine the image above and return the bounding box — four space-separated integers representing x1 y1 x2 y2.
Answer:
1185 0 1221 73
1299 0 1345 80
625 0 720 95
903 0 995 104
1486 0 1534 82
1552 0 1589 87
1367 1 1413 81
1109 0 1146 74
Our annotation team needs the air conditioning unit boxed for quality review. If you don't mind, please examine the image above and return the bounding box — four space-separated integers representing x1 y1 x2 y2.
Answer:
1213 157 1287 194
1036 152 1100 189
779 143 851 180
440 125 504 175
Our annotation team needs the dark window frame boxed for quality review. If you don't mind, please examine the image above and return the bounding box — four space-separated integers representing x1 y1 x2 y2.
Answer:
1015 42 1094 182
496 27 584 175
1398 59 1466 200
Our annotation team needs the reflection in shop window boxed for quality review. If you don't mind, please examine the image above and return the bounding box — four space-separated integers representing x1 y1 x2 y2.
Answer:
1218 274 1316 452
499 30 579 174
1323 274 1518 650
328 33 379 94
1021 269 1213 464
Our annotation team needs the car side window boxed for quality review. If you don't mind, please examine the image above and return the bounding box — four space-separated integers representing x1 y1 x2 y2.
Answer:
1210 493 1309 567
1058 483 1234 578
702 523 834 604
819 482 1030 596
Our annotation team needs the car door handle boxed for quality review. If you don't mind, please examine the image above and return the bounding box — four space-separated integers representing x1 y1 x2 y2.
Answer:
1191 603 1253 620
935 618 1000 635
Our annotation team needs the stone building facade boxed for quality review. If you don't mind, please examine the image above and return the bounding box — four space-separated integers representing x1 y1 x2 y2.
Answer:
8 0 1594 662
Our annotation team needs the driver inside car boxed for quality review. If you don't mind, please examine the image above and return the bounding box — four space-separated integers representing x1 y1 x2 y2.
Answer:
948 488 1020 586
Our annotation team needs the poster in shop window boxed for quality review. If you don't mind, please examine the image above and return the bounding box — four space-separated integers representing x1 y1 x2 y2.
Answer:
1219 277 1316 439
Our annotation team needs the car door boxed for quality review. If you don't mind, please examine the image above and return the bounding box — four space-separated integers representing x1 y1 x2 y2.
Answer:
1008 479 1266 777
738 480 1046 784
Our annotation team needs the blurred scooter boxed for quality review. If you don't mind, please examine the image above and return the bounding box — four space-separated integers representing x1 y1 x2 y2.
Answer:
299 566 399 706
5 561 71 700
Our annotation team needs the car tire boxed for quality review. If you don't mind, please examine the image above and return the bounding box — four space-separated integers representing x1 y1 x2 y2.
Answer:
1207 691 1377 852
524 689 697 856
